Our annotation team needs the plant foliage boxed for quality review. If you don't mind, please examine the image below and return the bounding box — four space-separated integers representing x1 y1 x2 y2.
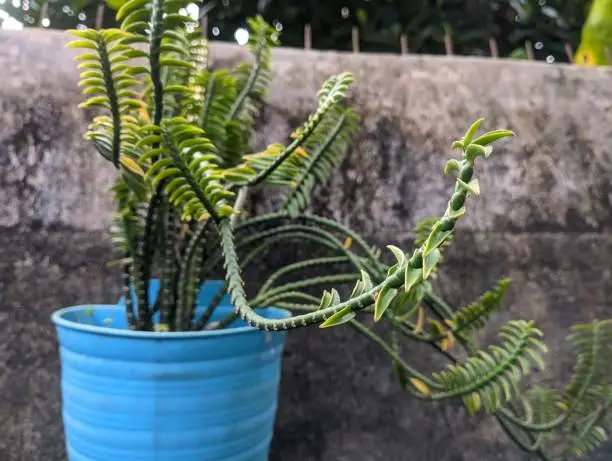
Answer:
69 5 612 460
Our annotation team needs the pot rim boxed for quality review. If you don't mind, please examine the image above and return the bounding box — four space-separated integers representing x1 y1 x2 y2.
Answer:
51 304 291 339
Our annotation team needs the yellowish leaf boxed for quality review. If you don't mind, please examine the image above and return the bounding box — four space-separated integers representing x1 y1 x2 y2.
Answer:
413 306 425 334
465 392 482 415
441 331 455 352
295 146 309 158
119 156 145 176
181 222 193 235
138 107 151 123
343 236 353 249
410 378 431 396
556 401 569 411
429 318 445 336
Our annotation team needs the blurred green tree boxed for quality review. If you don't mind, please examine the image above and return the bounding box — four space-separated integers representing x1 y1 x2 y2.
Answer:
203 0 590 62
0 0 115 29
0 0 592 63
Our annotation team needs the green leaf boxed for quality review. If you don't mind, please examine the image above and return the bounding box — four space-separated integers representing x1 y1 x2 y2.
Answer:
405 265 422 293
349 280 365 298
444 159 461 174
159 58 195 69
464 392 482 415
374 285 398 322
457 178 480 196
451 140 464 150
410 377 431 396
75 52 100 61
425 227 452 255
67 40 98 50
68 29 100 40
109 0 129 11
360 269 373 291
356 8 368 25
447 206 466 219
386 245 406 266
472 130 514 146
78 96 110 109
422 248 441 280
330 288 341 306
320 306 356 328
317 290 333 310
465 144 487 161
463 118 484 146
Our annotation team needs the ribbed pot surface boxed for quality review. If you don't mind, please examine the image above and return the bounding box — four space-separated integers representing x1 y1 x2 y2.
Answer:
52 288 289 461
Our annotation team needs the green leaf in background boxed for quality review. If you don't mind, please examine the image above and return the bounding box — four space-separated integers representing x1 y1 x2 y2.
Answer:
356 8 367 26
106 0 128 11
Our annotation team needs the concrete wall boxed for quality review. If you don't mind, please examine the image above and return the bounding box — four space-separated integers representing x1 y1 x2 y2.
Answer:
1 28 612 460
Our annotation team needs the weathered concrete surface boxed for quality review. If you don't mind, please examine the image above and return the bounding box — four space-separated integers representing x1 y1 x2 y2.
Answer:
1 28 612 461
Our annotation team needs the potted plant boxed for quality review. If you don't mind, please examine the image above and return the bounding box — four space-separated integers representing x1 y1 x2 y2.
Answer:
52 1 612 460
51 10 324 461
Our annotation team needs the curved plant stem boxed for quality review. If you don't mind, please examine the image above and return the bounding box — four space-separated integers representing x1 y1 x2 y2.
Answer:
193 283 227 330
149 0 165 125
348 319 441 393
258 256 349 295
220 218 405 330
253 273 360 306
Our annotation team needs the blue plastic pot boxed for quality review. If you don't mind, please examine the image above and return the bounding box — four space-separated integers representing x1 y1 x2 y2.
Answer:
52 281 290 461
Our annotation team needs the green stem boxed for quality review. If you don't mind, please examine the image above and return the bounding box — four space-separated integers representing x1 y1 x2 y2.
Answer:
258 256 349 295
198 71 215 128
96 34 121 167
390 321 408 387
254 274 360 306
230 187 248 228
193 283 227 330
348 319 440 393
141 188 163 324
234 212 385 277
500 409 567 433
239 233 339 271
149 0 165 125
496 414 544 453
272 302 319 312
257 291 321 306
272 301 375 315
206 224 365 277
159 203 180 329
176 220 211 331
121 258 136 329
226 34 263 122
423 291 454 318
